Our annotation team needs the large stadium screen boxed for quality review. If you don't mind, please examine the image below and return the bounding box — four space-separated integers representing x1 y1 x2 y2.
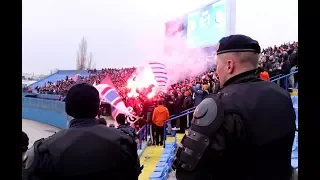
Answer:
186 0 227 48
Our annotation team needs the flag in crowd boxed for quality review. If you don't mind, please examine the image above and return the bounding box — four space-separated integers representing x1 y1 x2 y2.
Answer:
149 62 168 87
100 75 114 88
164 18 185 55
71 74 80 81
93 76 131 124
165 19 183 37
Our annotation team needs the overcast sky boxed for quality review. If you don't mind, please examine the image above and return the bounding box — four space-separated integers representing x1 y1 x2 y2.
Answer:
22 0 297 75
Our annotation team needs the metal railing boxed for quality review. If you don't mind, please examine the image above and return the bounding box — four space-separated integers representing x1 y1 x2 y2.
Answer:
135 106 197 149
271 69 298 91
163 108 196 148
136 124 149 150
270 74 283 81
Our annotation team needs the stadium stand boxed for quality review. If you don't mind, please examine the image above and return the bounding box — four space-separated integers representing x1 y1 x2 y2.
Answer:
22 42 298 179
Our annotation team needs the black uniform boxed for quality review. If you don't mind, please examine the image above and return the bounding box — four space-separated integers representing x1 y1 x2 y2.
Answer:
173 35 296 180
22 131 29 180
25 83 141 180
26 119 140 180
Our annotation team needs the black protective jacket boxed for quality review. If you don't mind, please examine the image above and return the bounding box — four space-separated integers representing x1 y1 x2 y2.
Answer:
176 69 296 180
25 119 140 180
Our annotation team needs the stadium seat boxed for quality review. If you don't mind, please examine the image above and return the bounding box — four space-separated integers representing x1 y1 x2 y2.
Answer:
159 157 168 162
294 107 298 130
163 148 175 155
152 163 170 180
291 96 298 130
291 132 298 168
165 142 176 147
156 162 167 167
161 153 171 158
154 165 169 173
291 159 298 169
149 171 164 180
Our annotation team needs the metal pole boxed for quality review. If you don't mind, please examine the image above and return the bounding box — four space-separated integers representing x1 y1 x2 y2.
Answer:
186 111 190 128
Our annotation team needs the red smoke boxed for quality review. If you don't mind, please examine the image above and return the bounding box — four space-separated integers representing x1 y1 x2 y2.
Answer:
126 66 158 99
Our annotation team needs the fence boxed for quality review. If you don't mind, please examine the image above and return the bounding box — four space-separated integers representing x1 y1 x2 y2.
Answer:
270 69 298 91
163 108 195 148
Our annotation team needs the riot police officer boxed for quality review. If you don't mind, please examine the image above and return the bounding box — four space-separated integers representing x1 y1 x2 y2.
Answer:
173 35 296 180
25 83 141 180
22 131 29 180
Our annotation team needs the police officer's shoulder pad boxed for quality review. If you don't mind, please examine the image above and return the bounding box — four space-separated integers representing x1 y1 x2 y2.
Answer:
193 98 218 127
217 34 261 55
25 145 36 170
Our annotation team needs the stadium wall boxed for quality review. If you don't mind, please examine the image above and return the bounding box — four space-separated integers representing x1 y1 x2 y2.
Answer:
22 97 71 129
22 97 149 157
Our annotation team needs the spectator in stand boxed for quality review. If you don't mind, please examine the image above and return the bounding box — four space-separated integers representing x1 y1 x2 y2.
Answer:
182 91 193 129
260 70 270 81
191 82 204 106
97 118 107 126
202 84 210 97
259 42 298 89
116 113 138 141
172 90 183 131
152 99 169 146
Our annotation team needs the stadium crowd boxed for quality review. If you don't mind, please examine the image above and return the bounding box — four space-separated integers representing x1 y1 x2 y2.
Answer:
26 42 299 133
31 42 298 107
25 43 295 122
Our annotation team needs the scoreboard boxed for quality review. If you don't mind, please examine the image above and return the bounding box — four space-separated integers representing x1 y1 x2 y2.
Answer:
186 0 227 48
165 0 233 51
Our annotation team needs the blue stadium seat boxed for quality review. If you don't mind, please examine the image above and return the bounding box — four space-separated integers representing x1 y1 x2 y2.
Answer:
152 163 169 180
291 132 298 168
291 159 298 169
154 166 164 172
291 96 298 130
149 171 164 180
161 154 171 159
154 164 169 173
167 156 174 169
291 96 298 108
294 107 298 130
159 157 168 162
163 148 175 155
165 142 176 147
156 162 167 167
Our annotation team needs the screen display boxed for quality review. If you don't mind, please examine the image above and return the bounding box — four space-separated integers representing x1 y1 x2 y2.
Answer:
187 0 227 48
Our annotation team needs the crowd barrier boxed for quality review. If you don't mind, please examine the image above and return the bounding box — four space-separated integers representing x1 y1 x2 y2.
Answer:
270 69 298 91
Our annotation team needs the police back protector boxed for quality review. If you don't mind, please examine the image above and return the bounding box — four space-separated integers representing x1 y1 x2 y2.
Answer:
173 94 225 171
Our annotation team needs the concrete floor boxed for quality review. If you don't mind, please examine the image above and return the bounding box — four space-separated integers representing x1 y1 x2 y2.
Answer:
22 116 115 147
22 119 61 147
